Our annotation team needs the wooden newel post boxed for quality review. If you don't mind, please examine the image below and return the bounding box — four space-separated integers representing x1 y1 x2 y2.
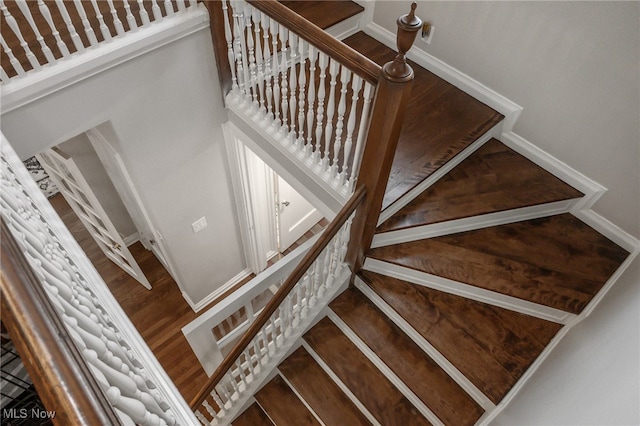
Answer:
347 3 422 275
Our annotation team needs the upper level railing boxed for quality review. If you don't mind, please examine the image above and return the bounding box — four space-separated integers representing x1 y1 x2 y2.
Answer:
0 135 198 425
0 0 198 83
208 0 381 198
191 2 422 424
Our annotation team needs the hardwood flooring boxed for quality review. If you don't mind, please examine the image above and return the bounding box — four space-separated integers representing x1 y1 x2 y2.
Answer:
343 32 504 210
378 139 584 232
255 375 322 426
280 1 364 30
360 270 563 404
369 214 630 314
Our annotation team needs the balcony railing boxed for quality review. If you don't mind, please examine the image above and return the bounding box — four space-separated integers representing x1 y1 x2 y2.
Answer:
0 134 198 425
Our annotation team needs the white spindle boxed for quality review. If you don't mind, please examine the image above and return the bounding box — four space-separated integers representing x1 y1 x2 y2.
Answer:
314 52 328 163
340 74 363 186
270 17 281 131
88 0 112 42
105 0 125 37
220 1 237 92
164 0 174 17
278 25 289 135
137 0 151 26
323 59 339 170
261 14 274 121
349 81 375 190
296 39 308 151
73 0 99 46
252 8 266 114
1 1 41 71
14 0 55 64
0 66 8 82
331 67 350 178
243 3 258 109
0 34 25 76
305 45 317 157
123 0 139 33
37 0 69 57
201 400 217 420
55 0 85 53
150 0 162 21
288 32 299 144
176 0 187 13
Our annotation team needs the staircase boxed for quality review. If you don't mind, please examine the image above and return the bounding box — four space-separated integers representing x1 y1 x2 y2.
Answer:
229 5 630 425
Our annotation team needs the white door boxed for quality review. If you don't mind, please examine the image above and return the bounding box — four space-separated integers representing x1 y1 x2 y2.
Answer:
37 147 152 289
276 176 323 251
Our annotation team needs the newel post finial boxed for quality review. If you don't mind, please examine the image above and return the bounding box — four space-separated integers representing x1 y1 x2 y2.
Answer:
382 2 422 82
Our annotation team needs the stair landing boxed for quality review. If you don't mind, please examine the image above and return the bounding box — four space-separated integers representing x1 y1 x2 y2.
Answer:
343 32 504 210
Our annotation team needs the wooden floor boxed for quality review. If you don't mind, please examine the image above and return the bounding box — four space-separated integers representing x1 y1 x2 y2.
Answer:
281 1 363 30
343 32 504 210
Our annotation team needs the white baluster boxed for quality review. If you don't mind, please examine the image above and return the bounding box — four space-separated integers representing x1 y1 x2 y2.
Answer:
37 0 69 57
314 52 328 163
86 0 111 43
252 8 266 114
269 17 281 131
340 75 363 187
331 67 350 179
163 0 174 17
150 0 162 21
288 32 299 145
278 25 289 136
296 39 308 151
106 0 125 37
349 81 374 190
305 45 317 158
195 410 209 425
219 0 237 93
176 0 187 13
54 0 84 52
0 66 9 82
323 59 339 171
136 0 151 26
243 3 258 110
123 0 139 32
261 14 274 122
201 399 217 420
0 34 25 76
72 0 98 46
14 0 56 64
1 1 41 71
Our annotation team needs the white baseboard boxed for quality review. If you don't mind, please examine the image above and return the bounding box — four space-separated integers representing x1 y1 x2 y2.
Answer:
183 267 253 313
123 232 140 247
364 22 523 133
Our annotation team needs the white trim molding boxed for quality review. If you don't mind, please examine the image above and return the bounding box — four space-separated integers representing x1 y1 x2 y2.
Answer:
184 268 253 313
364 22 523 133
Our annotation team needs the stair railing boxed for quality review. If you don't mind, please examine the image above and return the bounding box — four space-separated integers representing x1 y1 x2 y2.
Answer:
190 184 365 424
192 3 422 424
0 0 199 83
0 135 198 425
206 0 380 197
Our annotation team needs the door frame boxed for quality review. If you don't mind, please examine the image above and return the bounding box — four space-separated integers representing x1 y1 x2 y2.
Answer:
223 124 278 274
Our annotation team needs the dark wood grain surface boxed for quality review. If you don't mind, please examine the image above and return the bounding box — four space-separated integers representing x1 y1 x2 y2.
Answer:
360 270 563 404
279 347 372 426
232 403 274 426
255 375 322 426
330 288 484 425
378 139 584 232
304 317 432 425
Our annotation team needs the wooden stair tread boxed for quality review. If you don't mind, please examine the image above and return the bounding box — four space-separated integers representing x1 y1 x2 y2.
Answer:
378 139 584 232
360 270 563 404
330 288 484 425
255 375 321 425
343 32 504 210
279 347 372 426
369 214 630 314
233 402 274 426
304 317 431 425
280 1 364 30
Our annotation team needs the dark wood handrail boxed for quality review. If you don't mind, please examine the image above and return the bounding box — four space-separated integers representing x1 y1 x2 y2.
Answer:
0 221 122 426
190 184 366 410
248 0 381 84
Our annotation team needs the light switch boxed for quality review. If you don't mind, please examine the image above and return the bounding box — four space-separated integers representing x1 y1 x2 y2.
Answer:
192 216 207 233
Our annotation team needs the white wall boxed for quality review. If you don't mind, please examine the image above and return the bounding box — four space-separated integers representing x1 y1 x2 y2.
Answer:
373 1 639 239
0 28 246 306
58 133 138 240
